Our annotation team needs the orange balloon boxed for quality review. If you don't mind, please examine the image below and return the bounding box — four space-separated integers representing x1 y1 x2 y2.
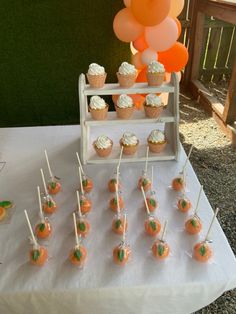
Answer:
136 67 147 83
129 94 145 110
133 34 148 52
158 42 189 72
169 0 184 18
174 18 182 39
131 0 171 27
113 8 144 43
132 52 145 70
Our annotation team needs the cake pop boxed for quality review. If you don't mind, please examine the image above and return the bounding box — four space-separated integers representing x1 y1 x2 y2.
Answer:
45 150 61 195
108 147 123 193
185 186 203 235
41 168 57 214
138 147 152 192
152 221 170 260
0 207 6 221
35 186 52 239
76 191 90 238
145 166 158 212
76 152 93 193
78 167 92 214
112 182 128 235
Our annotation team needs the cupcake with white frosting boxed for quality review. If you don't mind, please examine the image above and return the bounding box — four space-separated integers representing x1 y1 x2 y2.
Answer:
89 96 108 120
147 61 165 87
93 135 113 157
117 62 137 88
86 63 107 88
144 94 164 118
120 132 139 155
147 129 167 153
115 94 134 119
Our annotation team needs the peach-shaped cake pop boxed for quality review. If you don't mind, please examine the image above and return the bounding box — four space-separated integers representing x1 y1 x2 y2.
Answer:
112 215 128 235
42 196 57 214
185 215 202 235
146 190 158 212
108 177 121 193
172 176 185 192
77 217 90 238
0 206 6 221
35 220 52 239
113 243 131 266
47 181 61 195
69 245 87 266
108 148 123 193
29 245 48 266
177 197 192 212
82 176 93 193
109 195 124 212
138 176 152 192
145 216 161 237
193 241 212 263
152 240 170 260
80 195 92 214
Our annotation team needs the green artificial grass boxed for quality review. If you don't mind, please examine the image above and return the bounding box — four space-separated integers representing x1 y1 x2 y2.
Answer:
0 1 130 127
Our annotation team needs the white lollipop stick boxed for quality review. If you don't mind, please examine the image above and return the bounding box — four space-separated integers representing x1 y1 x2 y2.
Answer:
37 186 45 223
204 208 219 242
115 181 120 216
40 168 48 196
73 212 79 247
78 166 84 195
194 185 203 215
141 186 150 216
117 146 123 172
24 210 38 247
151 166 154 190
44 149 54 180
182 145 194 173
122 214 127 242
76 152 85 176
144 146 149 175
76 190 82 218
161 220 168 242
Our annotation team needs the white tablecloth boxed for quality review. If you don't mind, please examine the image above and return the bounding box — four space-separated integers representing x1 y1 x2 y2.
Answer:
0 125 235 314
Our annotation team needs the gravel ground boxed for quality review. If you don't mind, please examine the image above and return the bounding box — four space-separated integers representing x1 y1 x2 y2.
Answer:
179 92 236 314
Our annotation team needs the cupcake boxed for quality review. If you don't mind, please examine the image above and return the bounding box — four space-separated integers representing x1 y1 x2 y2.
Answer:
117 62 137 87
147 61 165 86
115 94 134 119
93 135 113 157
120 132 139 155
89 96 108 120
144 94 164 118
147 130 167 153
86 63 107 88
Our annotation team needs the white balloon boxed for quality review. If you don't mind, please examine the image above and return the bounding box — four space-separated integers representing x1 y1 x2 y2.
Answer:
141 48 158 65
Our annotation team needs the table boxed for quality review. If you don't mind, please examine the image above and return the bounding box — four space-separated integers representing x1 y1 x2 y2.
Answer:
0 125 235 314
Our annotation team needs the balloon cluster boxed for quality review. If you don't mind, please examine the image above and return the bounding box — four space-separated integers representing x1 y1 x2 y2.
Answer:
113 0 189 81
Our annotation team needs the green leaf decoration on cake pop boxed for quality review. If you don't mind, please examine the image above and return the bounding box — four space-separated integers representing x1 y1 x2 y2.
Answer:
78 222 86 231
182 199 187 208
82 179 88 187
149 220 157 231
149 198 156 207
157 244 165 256
39 223 45 232
142 178 149 186
47 200 53 207
177 178 183 184
80 199 84 206
32 250 40 261
74 249 82 261
113 198 118 205
199 245 206 256
0 201 13 208
118 249 125 262
111 179 117 184
115 219 122 229
190 218 197 227
50 182 56 189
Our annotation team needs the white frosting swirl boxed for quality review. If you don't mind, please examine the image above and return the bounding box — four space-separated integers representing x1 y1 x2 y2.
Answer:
146 94 162 107
90 96 106 110
148 61 165 73
121 132 138 146
118 62 137 75
88 63 105 75
148 130 165 143
95 135 112 149
117 94 133 108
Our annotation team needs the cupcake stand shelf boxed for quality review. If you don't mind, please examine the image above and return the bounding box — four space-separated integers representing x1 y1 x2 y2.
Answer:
78 72 180 164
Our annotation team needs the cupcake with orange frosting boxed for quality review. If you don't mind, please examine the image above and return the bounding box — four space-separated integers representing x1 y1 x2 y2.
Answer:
147 61 165 86
147 129 167 153
115 94 134 119
120 132 139 155
93 135 113 157
89 96 108 120
86 63 106 88
144 94 164 118
117 62 137 88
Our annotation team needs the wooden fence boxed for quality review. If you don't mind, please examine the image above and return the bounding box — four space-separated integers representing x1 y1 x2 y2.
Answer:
179 0 236 83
